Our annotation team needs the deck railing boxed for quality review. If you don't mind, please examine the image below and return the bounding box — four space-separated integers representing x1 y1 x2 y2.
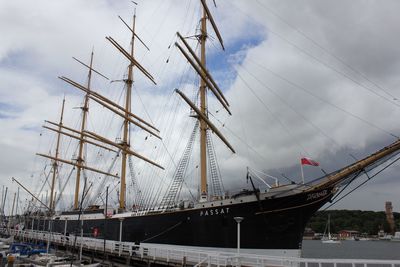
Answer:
1 228 400 267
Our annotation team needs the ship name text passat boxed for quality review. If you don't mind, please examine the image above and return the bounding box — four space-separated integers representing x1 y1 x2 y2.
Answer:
200 207 230 216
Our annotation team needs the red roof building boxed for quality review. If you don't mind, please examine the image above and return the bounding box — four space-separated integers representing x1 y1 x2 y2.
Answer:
338 230 359 239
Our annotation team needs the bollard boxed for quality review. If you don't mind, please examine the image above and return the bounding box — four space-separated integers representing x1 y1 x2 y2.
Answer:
7 254 15 267
0 253 4 267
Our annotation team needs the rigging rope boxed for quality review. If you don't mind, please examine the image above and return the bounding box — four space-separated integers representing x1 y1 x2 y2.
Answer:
225 1 400 110
235 69 315 164
323 155 400 210
254 0 398 101
141 221 183 242
208 111 268 163
246 58 399 139
237 64 344 170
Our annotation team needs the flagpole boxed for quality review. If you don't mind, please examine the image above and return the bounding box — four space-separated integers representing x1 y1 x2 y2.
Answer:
300 159 305 184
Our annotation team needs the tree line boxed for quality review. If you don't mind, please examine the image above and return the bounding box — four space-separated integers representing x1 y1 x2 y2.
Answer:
306 210 400 235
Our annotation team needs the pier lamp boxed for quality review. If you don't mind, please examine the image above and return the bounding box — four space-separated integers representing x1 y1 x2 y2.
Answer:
234 217 244 255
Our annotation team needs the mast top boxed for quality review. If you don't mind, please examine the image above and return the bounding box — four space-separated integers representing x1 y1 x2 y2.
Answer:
72 56 109 80
200 0 224 50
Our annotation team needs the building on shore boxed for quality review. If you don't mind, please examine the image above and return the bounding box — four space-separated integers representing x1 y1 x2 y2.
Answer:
303 227 316 240
385 201 395 235
338 230 359 240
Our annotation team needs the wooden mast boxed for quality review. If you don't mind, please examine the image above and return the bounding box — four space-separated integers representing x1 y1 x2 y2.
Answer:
74 52 94 210
9 192 16 229
49 98 65 212
119 12 136 210
174 0 232 202
199 5 208 202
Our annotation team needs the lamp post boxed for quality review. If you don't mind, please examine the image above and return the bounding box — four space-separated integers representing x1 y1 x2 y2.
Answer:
234 217 244 255
119 218 124 243
118 218 124 256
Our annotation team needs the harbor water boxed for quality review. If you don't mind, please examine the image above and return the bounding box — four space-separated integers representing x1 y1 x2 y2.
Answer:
302 240 400 260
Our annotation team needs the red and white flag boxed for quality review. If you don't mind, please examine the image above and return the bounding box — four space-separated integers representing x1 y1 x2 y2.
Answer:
301 157 319 166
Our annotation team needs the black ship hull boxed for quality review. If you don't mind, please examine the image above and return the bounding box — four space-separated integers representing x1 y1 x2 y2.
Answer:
30 186 334 251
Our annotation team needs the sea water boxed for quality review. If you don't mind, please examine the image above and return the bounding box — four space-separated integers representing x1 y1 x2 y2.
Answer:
302 240 400 260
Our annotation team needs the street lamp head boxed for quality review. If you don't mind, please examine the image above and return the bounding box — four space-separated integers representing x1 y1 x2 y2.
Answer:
234 217 244 223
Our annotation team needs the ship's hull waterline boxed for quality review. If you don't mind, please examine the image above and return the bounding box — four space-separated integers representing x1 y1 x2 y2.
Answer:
28 186 334 251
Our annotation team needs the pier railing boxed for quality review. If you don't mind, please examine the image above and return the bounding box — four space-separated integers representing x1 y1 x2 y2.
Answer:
2 228 400 267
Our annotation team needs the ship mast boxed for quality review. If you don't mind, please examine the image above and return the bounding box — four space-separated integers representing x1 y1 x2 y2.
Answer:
49 98 65 212
175 0 234 203
46 10 162 212
73 52 94 210
120 12 136 210
199 7 208 201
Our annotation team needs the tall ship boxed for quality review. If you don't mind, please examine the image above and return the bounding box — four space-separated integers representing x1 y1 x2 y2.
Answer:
13 0 400 257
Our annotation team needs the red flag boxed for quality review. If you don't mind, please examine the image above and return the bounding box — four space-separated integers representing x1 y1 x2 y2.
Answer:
301 157 319 166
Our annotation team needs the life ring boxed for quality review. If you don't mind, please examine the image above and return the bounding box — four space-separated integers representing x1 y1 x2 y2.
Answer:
93 227 99 237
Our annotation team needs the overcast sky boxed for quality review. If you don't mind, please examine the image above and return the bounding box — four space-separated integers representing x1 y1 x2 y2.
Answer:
1 0 400 214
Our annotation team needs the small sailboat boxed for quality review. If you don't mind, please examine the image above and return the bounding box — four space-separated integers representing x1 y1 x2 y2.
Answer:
321 215 341 244
391 232 400 242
